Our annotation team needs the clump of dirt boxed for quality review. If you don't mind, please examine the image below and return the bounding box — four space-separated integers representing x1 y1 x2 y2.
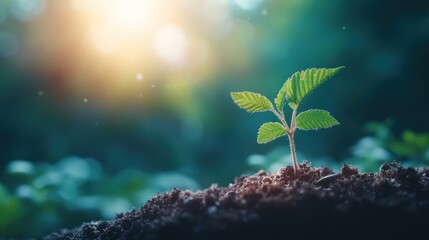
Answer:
42 162 429 240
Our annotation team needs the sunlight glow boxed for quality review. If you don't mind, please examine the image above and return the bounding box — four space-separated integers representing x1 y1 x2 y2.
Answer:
154 26 188 68
75 0 160 55
89 25 122 54
108 0 158 36
67 0 234 75
62 0 248 104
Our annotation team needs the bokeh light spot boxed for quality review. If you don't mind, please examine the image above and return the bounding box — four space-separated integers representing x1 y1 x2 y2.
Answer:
247 154 266 166
183 0 233 40
6 160 34 174
111 0 158 35
154 25 188 68
10 0 46 21
136 73 144 81
234 0 264 10
16 185 36 198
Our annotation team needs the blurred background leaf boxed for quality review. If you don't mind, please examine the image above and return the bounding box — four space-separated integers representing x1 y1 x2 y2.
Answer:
0 0 429 238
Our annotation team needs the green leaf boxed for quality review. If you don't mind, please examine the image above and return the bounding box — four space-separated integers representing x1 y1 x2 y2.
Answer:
274 79 291 112
257 122 287 144
296 109 339 131
286 67 344 109
231 91 273 113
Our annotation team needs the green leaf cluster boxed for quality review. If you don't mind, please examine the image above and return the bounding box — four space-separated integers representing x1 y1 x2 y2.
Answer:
231 67 344 144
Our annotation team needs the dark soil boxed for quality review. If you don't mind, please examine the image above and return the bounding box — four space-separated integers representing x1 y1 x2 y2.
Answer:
43 162 429 240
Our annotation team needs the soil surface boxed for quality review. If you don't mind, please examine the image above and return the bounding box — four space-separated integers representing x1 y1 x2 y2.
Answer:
43 162 429 240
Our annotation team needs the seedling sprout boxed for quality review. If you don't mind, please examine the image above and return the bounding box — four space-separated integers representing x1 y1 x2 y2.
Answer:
231 67 344 175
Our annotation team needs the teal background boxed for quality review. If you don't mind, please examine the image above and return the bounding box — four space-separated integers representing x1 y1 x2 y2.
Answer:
1 0 429 238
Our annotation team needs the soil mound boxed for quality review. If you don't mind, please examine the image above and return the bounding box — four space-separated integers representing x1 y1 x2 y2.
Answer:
43 162 429 240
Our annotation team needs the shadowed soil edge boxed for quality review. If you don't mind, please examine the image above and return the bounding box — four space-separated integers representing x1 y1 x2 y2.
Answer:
43 162 429 240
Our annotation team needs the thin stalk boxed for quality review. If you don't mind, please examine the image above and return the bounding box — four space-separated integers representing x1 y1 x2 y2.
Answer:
272 107 299 176
271 109 290 132
289 107 299 175
288 133 298 176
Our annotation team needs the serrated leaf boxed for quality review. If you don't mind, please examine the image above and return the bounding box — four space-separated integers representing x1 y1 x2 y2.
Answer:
286 67 344 109
231 91 273 113
296 109 339 131
257 122 287 144
274 79 291 112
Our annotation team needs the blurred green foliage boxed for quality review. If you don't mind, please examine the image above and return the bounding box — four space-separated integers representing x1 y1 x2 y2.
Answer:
0 157 198 238
247 120 429 173
350 120 429 171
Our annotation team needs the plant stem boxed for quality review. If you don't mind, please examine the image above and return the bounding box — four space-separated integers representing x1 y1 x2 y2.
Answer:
271 107 299 175
288 133 298 176
271 109 290 132
289 106 299 175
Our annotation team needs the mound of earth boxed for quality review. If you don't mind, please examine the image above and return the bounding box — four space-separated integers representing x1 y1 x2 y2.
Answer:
42 162 429 240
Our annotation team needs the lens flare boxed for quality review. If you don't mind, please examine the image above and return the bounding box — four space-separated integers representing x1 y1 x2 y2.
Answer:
154 26 188 68
108 0 159 36
20 0 255 106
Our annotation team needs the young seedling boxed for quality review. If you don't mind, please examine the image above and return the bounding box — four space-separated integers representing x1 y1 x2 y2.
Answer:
231 67 344 176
